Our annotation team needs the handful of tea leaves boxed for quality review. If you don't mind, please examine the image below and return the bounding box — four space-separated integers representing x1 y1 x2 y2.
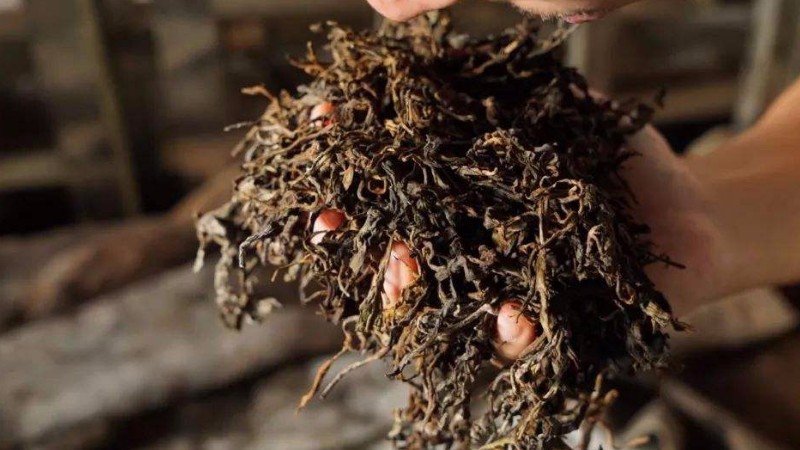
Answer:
196 12 681 449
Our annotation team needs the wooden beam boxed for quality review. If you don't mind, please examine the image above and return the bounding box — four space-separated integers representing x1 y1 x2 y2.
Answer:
151 0 227 134
77 0 140 215
0 263 341 449
0 151 66 191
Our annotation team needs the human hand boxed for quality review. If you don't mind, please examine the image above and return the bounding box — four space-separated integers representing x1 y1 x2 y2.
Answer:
620 125 728 318
310 127 724 351
365 0 459 21
304 92 734 359
365 0 640 23
308 103 537 360
313 206 537 361
305 94 734 360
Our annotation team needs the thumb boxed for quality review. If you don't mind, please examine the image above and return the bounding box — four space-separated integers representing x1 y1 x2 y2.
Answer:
365 0 459 21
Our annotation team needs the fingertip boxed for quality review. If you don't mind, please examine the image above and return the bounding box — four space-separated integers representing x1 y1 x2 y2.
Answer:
391 241 419 269
310 102 335 122
366 0 456 22
311 209 345 244
494 301 537 361
382 241 420 308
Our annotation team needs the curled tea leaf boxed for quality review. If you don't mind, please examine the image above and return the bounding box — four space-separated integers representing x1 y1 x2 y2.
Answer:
197 12 680 450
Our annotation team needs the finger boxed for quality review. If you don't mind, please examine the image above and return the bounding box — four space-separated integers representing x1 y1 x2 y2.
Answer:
626 124 673 158
494 301 537 361
365 0 459 22
309 101 335 122
382 241 420 307
311 209 346 244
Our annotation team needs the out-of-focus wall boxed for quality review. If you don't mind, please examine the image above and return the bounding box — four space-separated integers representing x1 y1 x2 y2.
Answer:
1 0 792 234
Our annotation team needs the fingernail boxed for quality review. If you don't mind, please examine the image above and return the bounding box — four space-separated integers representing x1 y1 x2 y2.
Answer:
494 301 537 360
310 102 335 122
382 241 419 308
311 209 345 244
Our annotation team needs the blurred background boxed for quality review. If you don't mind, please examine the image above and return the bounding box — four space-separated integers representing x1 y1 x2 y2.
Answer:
1 0 799 449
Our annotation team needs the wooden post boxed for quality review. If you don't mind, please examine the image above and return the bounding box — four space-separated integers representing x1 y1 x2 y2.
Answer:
151 0 226 135
78 0 140 215
784 2 800 86
734 0 784 129
25 0 140 218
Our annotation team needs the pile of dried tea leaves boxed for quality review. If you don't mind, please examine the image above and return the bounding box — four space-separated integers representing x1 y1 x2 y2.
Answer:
196 11 683 449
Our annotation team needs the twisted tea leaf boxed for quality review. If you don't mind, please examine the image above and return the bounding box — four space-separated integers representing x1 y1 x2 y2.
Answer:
197 12 682 449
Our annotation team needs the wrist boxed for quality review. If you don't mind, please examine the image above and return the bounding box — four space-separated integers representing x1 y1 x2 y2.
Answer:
682 131 773 306
661 204 734 318
688 175 742 303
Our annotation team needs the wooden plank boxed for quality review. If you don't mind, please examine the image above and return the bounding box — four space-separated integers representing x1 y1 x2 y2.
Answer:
0 225 100 329
0 151 121 192
0 263 342 449
135 354 402 450
76 0 139 215
160 134 239 181
671 288 798 356
0 151 66 190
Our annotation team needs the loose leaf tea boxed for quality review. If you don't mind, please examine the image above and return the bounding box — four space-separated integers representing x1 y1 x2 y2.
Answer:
196 12 683 449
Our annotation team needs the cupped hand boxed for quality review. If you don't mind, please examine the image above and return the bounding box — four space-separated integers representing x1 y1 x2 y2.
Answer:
622 126 729 318
305 102 725 361
309 208 536 360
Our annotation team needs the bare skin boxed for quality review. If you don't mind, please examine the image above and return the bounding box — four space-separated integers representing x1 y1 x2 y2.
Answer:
494 301 537 360
382 241 420 308
26 0 800 361
365 0 639 22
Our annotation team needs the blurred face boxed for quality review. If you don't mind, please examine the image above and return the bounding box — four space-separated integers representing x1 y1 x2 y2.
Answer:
367 0 643 23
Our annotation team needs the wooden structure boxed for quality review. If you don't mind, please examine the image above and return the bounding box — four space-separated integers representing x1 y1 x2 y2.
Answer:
566 1 751 124
2 0 799 221
1 0 140 217
735 0 800 128
567 0 800 126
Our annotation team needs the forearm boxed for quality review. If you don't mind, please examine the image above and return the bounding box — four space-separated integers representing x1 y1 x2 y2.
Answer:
687 80 800 296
